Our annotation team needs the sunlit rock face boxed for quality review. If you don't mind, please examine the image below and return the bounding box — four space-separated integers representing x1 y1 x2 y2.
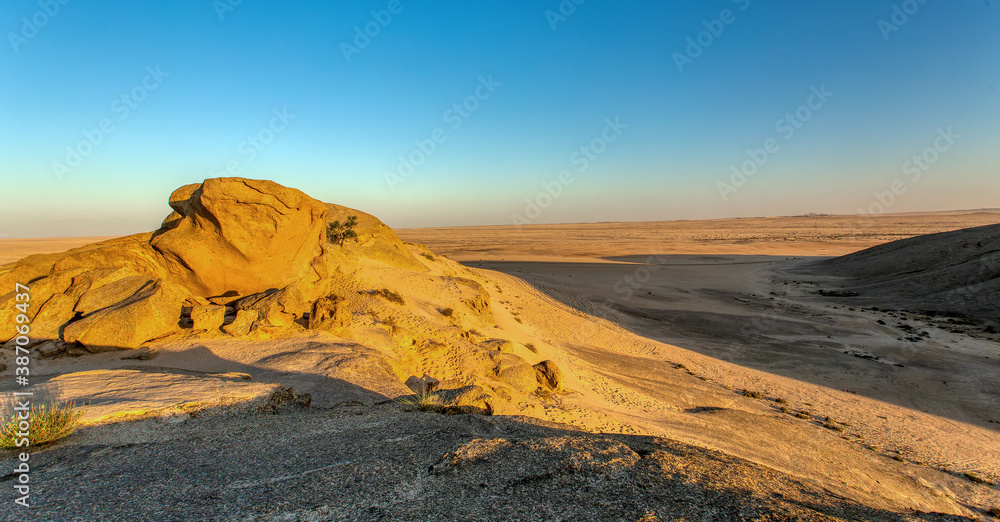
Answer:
151 177 328 297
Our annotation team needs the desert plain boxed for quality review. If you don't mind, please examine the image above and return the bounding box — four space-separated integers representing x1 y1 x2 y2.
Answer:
1 181 998 521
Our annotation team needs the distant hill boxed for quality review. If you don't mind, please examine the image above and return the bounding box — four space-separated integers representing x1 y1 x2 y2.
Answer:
814 223 1000 327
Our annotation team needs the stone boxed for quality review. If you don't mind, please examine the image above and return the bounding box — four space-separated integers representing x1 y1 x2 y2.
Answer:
533 360 563 391
36 340 67 358
75 276 154 315
437 385 497 416
308 296 352 331
236 287 307 328
150 178 328 297
258 386 312 414
481 338 516 353
495 353 539 393
191 305 226 331
223 309 259 337
31 293 80 334
62 280 184 350
404 374 441 395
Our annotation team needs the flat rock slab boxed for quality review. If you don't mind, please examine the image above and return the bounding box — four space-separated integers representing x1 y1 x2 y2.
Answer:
29 369 281 425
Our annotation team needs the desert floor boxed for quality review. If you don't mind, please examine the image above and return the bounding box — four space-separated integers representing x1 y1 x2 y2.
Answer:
399 210 1000 484
3 209 999 519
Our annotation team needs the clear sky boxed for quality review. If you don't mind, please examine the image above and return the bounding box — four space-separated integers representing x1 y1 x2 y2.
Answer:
1 1 998 237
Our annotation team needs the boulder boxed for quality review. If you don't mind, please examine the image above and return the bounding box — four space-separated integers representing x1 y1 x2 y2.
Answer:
308 296 352 331
236 287 308 328
495 353 538 393
223 309 259 337
150 178 328 297
437 385 497 415
481 338 516 353
36 340 68 358
31 293 79 338
191 305 226 331
74 276 154 315
533 360 563 391
62 280 184 350
404 374 441 395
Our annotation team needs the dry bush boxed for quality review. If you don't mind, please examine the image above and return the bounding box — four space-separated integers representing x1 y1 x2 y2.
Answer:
0 402 83 449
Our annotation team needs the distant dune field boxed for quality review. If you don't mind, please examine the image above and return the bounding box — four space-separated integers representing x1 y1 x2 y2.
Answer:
0 236 117 265
398 209 1000 261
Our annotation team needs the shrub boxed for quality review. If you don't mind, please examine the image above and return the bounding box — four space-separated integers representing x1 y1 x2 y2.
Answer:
987 506 1000 517
965 472 986 484
743 390 763 399
775 398 787 404
439 308 454 317
397 391 443 413
794 411 812 419
823 417 845 432
0 402 83 449
372 288 405 305
525 343 538 353
327 216 359 246
420 252 436 261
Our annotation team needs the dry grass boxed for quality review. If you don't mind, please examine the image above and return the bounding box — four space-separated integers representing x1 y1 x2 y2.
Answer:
397 391 444 413
0 402 83 449
823 417 845 432
965 472 987 484
372 288 405 305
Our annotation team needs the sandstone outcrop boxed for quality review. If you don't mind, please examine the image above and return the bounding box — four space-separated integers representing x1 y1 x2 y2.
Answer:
62 280 185 350
191 304 226 331
151 178 328 297
0 177 564 413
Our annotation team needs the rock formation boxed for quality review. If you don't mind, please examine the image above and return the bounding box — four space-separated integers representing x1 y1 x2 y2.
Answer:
0 177 557 415
151 178 328 297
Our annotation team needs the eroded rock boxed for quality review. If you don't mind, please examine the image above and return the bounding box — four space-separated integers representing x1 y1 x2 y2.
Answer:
191 305 226 331
151 178 328 297
223 309 259 337
62 280 184 350
533 360 562 391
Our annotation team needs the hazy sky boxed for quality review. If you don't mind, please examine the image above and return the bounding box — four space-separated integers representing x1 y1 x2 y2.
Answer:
1 1 998 237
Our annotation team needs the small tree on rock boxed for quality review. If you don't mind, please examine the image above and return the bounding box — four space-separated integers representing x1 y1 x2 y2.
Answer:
327 215 359 246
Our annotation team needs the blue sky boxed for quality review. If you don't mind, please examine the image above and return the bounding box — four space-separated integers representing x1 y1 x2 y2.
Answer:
1 0 998 237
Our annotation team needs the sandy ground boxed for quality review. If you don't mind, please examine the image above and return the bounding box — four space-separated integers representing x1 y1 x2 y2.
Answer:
0 237 117 265
398 209 1000 261
3 210 1000 518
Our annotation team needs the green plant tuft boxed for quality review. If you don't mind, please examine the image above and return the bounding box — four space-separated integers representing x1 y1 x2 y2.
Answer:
327 215 359 246
397 390 443 413
0 402 83 449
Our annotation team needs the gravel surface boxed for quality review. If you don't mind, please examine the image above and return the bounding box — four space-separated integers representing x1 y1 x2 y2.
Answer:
1 405 978 521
